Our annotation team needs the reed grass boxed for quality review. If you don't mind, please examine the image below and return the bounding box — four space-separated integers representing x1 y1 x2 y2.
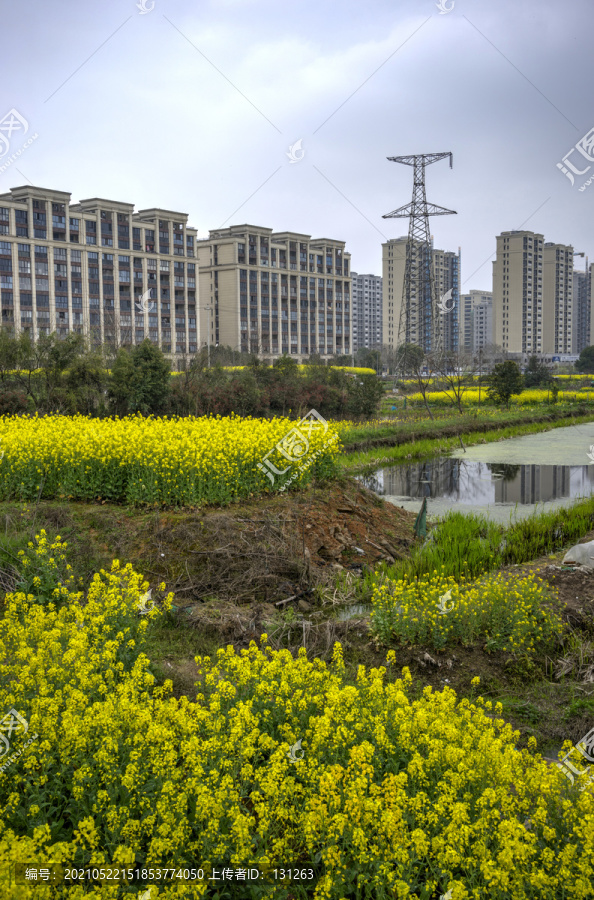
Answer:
362 496 594 597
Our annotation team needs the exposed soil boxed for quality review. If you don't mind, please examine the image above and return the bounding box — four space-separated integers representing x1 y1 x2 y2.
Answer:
147 478 416 606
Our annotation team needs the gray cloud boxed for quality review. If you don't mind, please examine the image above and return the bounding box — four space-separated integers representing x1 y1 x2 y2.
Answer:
1 0 592 286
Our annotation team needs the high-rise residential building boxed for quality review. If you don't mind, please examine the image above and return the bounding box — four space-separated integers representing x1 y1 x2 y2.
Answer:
433 247 461 352
382 237 460 353
459 290 493 353
351 272 382 351
572 266 591 354
543 242 574 354
197 226 350 360
0 185 198 366
493 231 544 354
382 236 408 351
473 295 493 352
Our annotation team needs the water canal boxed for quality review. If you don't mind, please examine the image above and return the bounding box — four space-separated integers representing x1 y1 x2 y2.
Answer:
358 420 594 524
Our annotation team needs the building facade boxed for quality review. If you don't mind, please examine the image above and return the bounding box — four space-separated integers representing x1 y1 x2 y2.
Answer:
0 185 198 366
351 272 382 351
492 231 545 355
543 242 573 354
382 237 460 353
197 226 351 360
433 247 461 353
572 262 592 355
382 236 407 351
459 290 493 353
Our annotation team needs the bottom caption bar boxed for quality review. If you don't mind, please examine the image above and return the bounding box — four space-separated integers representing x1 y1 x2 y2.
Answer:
15 863 322 886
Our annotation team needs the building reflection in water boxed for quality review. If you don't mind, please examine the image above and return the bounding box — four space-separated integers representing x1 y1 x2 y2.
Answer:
359 460 594 505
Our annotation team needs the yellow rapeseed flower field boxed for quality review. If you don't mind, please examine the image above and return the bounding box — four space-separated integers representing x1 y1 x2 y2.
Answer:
407 388 594 406
0 414 341 506
222 365 377 375
1 535 593 898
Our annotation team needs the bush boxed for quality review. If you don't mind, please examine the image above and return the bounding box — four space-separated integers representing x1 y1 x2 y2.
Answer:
0 390 28 415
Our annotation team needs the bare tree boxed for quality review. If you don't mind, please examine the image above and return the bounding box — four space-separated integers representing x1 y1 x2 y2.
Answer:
433 346 474 413
409 349 436 420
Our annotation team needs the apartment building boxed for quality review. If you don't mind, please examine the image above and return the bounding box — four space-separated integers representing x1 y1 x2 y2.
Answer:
572 262 592 354
433 247 461 353
459 290 493 353
351 272 382 351
382 237 460 353
0 185 198 366
492 231 545 354
543 242 574 355
197 226 351 360
382 237 407 350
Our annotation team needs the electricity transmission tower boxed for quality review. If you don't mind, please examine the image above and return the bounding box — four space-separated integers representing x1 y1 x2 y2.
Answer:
383 153 456 355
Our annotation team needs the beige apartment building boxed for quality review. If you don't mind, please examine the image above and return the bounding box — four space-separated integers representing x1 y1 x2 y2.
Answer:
543 242 574 354
382 237 407 349
382 237 460 352
197 226 351 360
0 185 198 367
492 230 576 356
493 231 544 354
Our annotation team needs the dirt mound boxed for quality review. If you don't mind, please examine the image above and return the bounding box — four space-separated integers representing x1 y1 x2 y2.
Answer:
146 480 417 611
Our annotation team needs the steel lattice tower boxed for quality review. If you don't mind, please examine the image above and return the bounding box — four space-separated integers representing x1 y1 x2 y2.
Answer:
383 153 456 354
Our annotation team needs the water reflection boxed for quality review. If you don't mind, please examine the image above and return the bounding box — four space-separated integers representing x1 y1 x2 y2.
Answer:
359 460 594 506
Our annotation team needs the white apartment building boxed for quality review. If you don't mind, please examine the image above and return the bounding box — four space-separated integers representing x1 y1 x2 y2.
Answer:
351 272 382 351
543 242 574 355
572 263 592 354
460 290 493 353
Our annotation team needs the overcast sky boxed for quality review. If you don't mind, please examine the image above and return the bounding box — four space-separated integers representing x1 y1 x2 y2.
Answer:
1 0 592 291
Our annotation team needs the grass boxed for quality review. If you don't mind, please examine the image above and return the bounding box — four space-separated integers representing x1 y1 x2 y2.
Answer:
340 406 594 472
357 495 594 596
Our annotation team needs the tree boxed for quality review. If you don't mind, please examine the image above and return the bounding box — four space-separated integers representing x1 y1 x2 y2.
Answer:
354 347 381 372
273 354 299 374
65 350 108 416
405 349 436 420
433 348 473 413
395 343 424 377
345 373 385 417
9 331 86 412
0 328 19 386
487 361 524 408
524 355 553 388
576 346 594 374
108 348 135 417
108 340 170 416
